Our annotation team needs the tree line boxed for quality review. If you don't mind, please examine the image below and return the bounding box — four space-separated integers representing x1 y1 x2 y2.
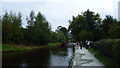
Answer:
2 9 120 45
2 11 68 45
68 9 120 42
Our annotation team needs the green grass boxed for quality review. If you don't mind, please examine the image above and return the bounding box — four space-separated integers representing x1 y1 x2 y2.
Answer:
87 48 118 68
1 42 61 52
2 44 28 52
48 42 61 46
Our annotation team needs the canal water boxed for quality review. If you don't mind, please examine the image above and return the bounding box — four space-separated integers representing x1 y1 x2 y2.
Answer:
2 43 74 68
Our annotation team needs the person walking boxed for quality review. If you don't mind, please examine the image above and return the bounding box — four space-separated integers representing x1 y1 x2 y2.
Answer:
85 40 88 48
87 41 91 48
76 41 79 49
80 41 83 49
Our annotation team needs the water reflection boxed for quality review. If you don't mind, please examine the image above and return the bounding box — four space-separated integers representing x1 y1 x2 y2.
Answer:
2 43 74 67
49 47 73 66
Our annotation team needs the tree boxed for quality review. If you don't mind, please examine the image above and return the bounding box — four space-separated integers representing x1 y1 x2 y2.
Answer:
82 9 95 31
68 9 102 41
33 12 51 45
102 15 118 38
2 12 13 43
50 32 59 43
79 30 93 42
58 31 66 42
56 26 68 41
56 26 68 42
68 15 85 41
11 12 23 43
109 24 120 39
2 12 23 44
26 11 35 45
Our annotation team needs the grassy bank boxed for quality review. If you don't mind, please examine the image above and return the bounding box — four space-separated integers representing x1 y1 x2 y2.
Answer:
1 42 61 52
48 43 61 46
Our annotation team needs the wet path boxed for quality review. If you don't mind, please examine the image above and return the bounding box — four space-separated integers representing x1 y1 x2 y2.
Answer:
71 43 104 68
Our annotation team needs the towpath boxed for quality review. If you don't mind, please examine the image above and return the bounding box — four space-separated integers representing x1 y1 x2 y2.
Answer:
71 43 105 68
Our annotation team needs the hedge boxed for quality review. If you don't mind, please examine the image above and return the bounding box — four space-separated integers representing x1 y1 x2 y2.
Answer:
94 39 120 65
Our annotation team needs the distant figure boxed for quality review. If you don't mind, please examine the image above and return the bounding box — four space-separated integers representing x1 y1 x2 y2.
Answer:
85 40 88 48
87 41 91 48
80 41 83 49
86 40 90 48
76 41 79 49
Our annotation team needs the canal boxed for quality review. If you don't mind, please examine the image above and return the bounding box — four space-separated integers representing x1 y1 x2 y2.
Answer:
2 43 74 68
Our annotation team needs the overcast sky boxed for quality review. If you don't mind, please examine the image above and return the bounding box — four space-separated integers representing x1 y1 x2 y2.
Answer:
0 0 120 31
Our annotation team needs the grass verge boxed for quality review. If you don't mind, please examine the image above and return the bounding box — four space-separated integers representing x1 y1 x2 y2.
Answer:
1 42 61 52
48 42 61 46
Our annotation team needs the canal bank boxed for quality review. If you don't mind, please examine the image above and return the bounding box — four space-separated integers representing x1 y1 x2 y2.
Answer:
1 43 61 52
70 43 104 68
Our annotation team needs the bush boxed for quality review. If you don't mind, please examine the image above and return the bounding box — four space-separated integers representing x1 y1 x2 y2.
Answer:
94 39 120 65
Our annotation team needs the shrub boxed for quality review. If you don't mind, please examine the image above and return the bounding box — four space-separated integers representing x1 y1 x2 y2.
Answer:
94 39 120 65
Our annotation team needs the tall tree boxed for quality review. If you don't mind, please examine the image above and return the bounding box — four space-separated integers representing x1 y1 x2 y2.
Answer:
2 12 23 43
33 12 51 45
2 12 13 43
102 15 118 38
68 15 85 41
26 11 35 45
68 9 103 41
82 9 95 31
11 12 23 43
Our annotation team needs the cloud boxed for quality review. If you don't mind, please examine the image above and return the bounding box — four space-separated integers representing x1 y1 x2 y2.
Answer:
1 0 119 31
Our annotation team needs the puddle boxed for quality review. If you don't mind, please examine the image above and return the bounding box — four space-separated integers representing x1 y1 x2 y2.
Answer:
79 53 93 64
81 59 93 64
79 53 85 56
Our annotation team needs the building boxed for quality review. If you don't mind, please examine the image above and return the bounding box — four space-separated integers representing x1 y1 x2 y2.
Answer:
118 1 120 21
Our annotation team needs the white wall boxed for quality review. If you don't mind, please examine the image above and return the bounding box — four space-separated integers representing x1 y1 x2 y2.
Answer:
118 1 120 21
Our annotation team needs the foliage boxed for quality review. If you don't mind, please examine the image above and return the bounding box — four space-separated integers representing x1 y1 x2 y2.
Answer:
78 30 93 41
88 47 116 67
102 15 118 38
108 24 120 39
68 9 119 41
26 11 51 45
2 12 23 44
68 15 85 41
32 12 51 45
68 9 102 41
56 26 68 42
2 11 67 46
94 39 120 66
2 11 52 45
50 32 59 42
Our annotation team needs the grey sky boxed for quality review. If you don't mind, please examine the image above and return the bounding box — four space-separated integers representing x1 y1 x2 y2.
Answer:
0 0 119 31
